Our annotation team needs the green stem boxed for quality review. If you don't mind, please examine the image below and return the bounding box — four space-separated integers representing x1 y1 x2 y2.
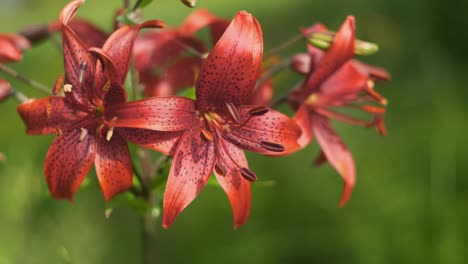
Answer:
264 33 303 58
141 193 156 264
0 63 51 94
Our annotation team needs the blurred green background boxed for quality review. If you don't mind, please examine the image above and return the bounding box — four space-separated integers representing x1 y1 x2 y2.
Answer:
0 0 466 263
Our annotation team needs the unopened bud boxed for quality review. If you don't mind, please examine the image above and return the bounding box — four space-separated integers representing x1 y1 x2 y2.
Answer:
19 24 51 44
180 0 197 8
308 32 379 56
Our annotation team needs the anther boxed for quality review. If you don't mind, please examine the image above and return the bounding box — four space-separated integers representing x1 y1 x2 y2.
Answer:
214 163 227 176
248 106 269 116
200 128 214 142
79 128 88 142
63 84 73 93
239 167 257 182
260 141 285 152
106 128 114 141
79 61 88 84
361 105 386 114
225 102 240 123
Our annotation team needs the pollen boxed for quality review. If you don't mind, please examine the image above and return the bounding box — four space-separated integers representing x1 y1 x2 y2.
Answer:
305 93 318 105
63 84 73 93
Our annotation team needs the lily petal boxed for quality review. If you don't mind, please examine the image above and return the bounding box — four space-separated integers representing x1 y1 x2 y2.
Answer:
195 11 263 111
293 104 314 148
180 9 229 44
352 60 391 81
304 16 355 93
142 57 201 97
94 20 165 95
162 126 216 228
44 128 96 201
214 139 251 228
247 79 273 106
226 106 301 156
134 30 205 71
0 34 29 62
108 96 197 131
311 114 355 206
95 133 133 201
117 128 183 155
16 97 78 135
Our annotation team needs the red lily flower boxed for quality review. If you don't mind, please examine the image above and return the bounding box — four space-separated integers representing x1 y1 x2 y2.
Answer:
109 11 301 228
134 9 228 97
16 0 165 201
288 16 390 206
0 33 30 102
133 9 273 105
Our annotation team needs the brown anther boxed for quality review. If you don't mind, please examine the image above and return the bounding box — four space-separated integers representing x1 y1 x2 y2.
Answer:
239 167 257 182
225 102 240 123
200 128 214 142
214 163 227 176
79 61 87 84
79 128 88 142
248 106 269 116
260 141 285 152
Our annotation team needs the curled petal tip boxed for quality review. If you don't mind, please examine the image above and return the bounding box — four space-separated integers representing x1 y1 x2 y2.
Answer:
59 0 85 25
338 182 354 207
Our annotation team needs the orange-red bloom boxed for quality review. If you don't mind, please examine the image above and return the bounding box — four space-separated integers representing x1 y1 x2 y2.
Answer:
288 16 390 206
17 0 164 201
109 11 301 228
0 33 30 102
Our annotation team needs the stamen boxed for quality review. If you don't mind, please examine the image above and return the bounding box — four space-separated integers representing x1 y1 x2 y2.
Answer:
53 74 65 95
361 105 386 114
79 128 88 142
79 61 88 84
248 106 269 116
365 85 388 106
200 128 214 142
225 102 240 123
96 123 105 135
63 84 73 93
260 141 285 152
214 163 227 176
106 128 114 141
239 167 257 182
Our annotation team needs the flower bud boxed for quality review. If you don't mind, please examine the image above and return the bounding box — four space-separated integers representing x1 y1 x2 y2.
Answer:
308 32 379 56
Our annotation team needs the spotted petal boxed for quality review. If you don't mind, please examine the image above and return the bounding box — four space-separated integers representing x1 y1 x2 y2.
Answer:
195 11 263 111
117 128 183 155
44 128 96 201
95 133 133 201
94 20 165 96
108 96 197 131
162 126 216 228
226 106 301 156
311 114 355 206
16 97 79 135
59 0 96 106
214 139 251 228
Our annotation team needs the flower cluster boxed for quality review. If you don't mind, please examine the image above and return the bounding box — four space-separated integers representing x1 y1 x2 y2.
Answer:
13 0 390 228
